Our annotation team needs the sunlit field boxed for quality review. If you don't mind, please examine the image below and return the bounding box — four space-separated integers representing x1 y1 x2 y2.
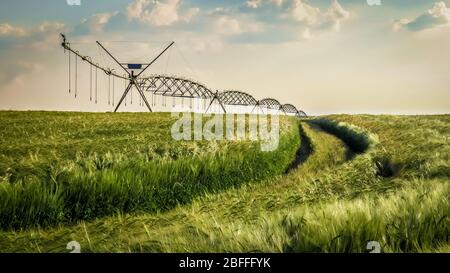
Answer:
0 112 448 253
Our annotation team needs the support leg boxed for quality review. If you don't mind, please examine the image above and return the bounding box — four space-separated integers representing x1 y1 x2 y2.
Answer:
218 100 227 114
114 82 133 112
205 98 215 114
251 105 264 115
134 81 153 112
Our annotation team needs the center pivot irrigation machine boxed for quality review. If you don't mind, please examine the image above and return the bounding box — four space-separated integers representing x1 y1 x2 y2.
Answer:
60 33 307 117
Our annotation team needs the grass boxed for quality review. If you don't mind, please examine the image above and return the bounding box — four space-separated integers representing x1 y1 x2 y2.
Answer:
0 112 448 253
0 111 300 230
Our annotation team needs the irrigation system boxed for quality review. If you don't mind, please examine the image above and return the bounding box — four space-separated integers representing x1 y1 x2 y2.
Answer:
60 33 307 118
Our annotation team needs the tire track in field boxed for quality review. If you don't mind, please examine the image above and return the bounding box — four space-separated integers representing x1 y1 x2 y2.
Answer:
285 123 313 173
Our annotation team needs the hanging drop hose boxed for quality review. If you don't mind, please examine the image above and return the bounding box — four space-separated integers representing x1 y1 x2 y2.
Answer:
75 54 78 98
95 66 98 104
124 75 127 106
90 64 92 102
108 74 111 105
68 51 71 94
113 77 116 106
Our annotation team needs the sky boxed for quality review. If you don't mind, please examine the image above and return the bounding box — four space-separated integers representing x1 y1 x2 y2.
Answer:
0 0 449 115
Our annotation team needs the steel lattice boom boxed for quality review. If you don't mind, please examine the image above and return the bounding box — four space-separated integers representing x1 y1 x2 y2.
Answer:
60 33 308 117
219 91 258 106
259 98 282 110
281 104 299 114
139 75 215 98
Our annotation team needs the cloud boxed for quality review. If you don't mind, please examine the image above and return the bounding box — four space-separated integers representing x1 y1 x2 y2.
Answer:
0 21 65 39
327 0 350 21
213 15 264 36
183 7 200 23
74 11 119 35
145 0 179 26
90 11 119 32
0 20 66 87
37 22 65 33
244 0 283 9
28 22 66 51
0 23 27 37
393 1 450 32
126 0 199 26
127 0 148 20
0 21 66 51
270 0 284 7
207 0 352 44
392 18 412 32
285 0 350 32
246 0 262 9
286 0 321 25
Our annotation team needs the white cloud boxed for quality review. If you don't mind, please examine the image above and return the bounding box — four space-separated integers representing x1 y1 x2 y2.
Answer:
213 15 264 36
183 7 200 22
91 12 119 32
286 0 321 25
37 22 65 33
429 1 450 19
73 11 119 35
0 23 27 37
392 18 412 32
246 0 262 9
0 22 65 90
27 22 66 51
327 0 350 21
148 0 180 26
285 0 351 33
127 0 148 20
0 22 66 51
323 0 350 32
126 0 199 26
394 1 450 32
